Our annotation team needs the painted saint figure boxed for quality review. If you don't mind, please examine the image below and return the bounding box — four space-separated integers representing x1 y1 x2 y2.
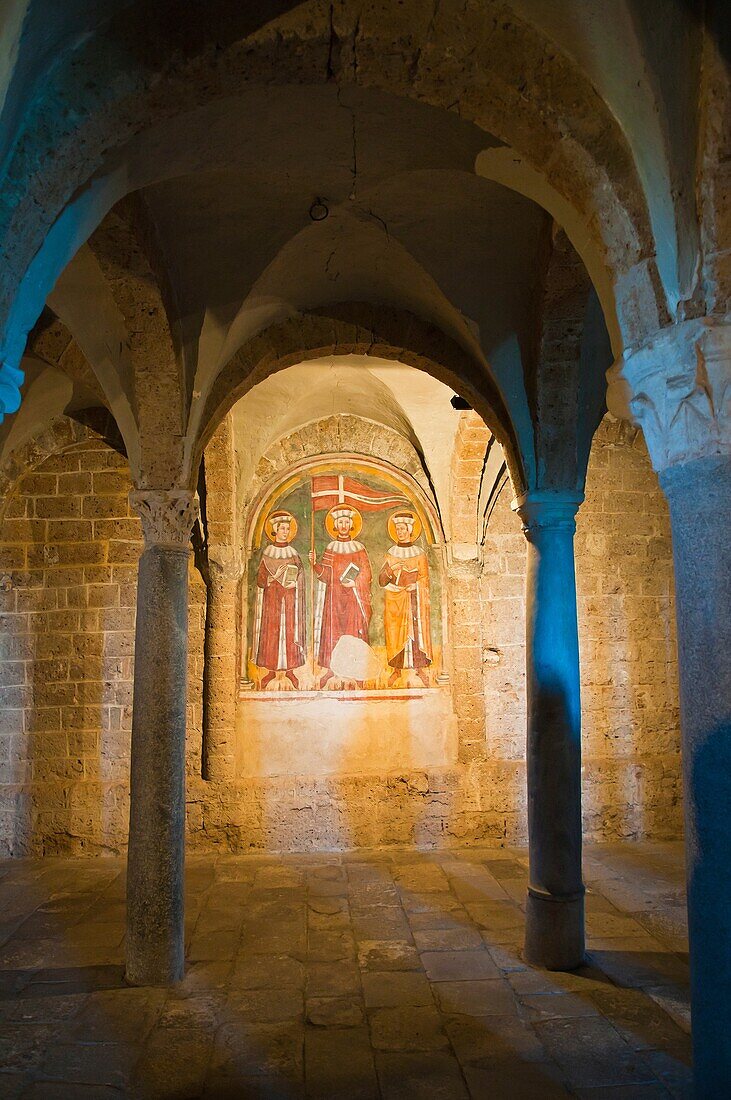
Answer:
379 510 432 687
310 505 372 688
251 509 306 689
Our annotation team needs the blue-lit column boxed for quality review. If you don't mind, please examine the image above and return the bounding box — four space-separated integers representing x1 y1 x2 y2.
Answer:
661 456 731 1096
608 319 731 1094
514 490 585 970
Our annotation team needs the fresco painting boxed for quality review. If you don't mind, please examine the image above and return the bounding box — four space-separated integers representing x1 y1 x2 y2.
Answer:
251 510 306 689
379 510 432 687
246 464 443 691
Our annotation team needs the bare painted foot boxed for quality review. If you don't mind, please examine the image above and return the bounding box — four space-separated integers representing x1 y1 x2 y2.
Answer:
388 670 400 687
285 670 299 689
417 668 430 687
260 670 276 690
320 669 334 689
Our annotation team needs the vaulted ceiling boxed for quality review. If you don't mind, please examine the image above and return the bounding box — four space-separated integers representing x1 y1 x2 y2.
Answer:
0 0 717 496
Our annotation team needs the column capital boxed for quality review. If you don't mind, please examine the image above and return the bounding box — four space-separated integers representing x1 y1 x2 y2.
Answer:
129 489 199 549
512 490 583 532
607 318 731 474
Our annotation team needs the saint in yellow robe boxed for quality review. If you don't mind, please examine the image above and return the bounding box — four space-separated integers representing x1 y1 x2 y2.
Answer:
378 543 432 669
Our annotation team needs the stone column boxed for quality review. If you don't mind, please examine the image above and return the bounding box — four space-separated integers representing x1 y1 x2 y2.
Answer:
202 545 239 782
609 319 731 1095
514 490 585 970
661 455 730 1092
125 488 199 987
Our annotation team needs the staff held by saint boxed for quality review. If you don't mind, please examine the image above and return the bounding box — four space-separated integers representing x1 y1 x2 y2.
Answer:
310 504 372 689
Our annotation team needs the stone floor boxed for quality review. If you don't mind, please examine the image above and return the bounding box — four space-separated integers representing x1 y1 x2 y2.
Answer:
0 842 691 1098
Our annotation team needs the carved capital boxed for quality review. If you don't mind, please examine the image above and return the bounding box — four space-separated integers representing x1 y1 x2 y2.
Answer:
512 490 583 534
129 489 199 549
607 319 731 473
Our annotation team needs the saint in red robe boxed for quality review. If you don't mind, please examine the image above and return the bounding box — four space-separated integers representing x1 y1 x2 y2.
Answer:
252 543 306 671
313 538 372 669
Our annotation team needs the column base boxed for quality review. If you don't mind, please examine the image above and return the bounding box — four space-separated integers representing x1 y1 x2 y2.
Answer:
124 949 185 988
524 888 585 970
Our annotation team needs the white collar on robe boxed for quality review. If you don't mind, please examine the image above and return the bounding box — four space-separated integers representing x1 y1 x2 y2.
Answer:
326 539 365 553
387 543 424 558
263 543 299 559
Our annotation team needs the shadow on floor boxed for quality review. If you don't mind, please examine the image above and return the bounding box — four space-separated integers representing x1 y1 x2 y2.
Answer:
0 843 693 1098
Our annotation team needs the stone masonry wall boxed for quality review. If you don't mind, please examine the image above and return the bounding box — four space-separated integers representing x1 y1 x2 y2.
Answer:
0 436 139 855
447 411 493 770
479 415 682 842
187 412 681 851
0 415 682 855
0 433 206 856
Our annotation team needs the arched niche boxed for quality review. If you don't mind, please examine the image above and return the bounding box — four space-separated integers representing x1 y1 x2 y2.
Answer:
236 452 457 779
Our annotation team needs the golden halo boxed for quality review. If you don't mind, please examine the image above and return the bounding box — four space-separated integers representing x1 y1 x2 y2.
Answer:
325 505 363 540
388 509 422 545
265 510 298 544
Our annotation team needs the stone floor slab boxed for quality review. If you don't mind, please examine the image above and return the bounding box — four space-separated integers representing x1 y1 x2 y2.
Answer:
305 1025 378 1098
369 1004 450 1051
375 1051 469 1099
462 1058 572 1099
444 1011 549 1064
421 948 500 982
432 978 520 1017
361 969 433 1008
534 1016 660 1089
305 995 364 1027
132 1026 213 1098
413 925 484 952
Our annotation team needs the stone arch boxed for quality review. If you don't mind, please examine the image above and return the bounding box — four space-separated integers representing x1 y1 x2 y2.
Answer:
192 305 527 495
697 17 731 316
449 409 510 554
85 199 186 487
0 413 123 521
0 0 669 419
243 414 435 516
529 225 609 491
24 309 107 406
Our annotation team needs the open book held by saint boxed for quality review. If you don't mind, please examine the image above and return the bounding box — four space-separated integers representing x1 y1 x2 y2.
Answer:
252 510 306 689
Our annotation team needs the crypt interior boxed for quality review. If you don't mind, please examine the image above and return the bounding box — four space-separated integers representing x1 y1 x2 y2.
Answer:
0 2 728 1097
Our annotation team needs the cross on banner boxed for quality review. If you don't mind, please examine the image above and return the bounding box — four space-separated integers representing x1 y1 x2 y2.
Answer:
311 474 409 512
